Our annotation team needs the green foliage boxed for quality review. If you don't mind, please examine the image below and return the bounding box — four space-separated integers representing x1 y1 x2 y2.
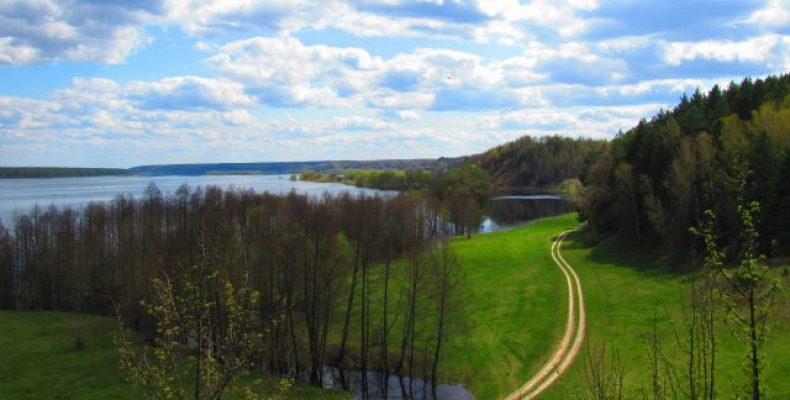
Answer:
299 168 434 191
715 202 781 399
115 260 266 400
435 164 491 205
582 73 790 256
473 135 607 189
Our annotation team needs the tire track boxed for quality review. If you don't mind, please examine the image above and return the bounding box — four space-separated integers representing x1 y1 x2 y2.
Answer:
503 227 586 400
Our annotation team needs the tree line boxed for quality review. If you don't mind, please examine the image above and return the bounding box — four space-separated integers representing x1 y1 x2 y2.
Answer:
473 135 607 190
581 73 790 256
0 167 131 178
0 185 466 398
299 168 434 191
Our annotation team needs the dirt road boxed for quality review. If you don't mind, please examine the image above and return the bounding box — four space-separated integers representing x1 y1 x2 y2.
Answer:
503 228 586 400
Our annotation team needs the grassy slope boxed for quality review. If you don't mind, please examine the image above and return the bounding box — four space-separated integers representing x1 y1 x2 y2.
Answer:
542 230 790 399
0 311 346 400
4 214 785 399
443 214 577 399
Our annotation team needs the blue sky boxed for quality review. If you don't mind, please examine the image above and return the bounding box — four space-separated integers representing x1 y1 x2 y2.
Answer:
0 0 788 167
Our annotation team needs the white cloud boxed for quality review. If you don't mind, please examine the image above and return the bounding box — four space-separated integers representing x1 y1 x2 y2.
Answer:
126 76 256 110
744 0 790 27
208 35 382 107
0 0 151 64
478 103 665 138
0 37 39 64
662 35 783 66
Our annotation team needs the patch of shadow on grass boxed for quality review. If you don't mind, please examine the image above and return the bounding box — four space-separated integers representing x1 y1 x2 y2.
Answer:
564 228 691 280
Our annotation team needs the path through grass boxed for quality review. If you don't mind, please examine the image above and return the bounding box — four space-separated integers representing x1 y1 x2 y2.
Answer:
542 230 790 399
443 214 577 399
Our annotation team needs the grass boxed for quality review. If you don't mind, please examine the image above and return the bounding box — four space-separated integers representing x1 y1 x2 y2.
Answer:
0 215 579 400
541 228 790 399
3 213 787 399
0 311 347 400
442 213 578 398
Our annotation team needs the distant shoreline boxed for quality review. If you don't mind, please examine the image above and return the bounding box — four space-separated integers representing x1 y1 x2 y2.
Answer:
0 167 132 179
1 158 463 179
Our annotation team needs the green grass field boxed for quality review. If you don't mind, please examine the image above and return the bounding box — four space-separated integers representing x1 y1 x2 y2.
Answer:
442 213 577 398
542 227 790 399
0 311 346 400
2 213 787 399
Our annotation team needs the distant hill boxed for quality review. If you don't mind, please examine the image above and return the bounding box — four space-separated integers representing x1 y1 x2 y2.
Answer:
129 158 463 176
467 135 607 190
0 167 131 178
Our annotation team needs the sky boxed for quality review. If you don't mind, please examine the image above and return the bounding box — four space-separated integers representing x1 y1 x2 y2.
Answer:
0 0 789 168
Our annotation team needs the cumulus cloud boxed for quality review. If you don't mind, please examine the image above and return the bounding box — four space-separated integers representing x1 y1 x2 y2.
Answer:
477 103 666 138
0 0 611 66
207 35 382 107
662 35 784 66
127 77 255 111
744 0 790 27
0 0 152 64
3 0 790 166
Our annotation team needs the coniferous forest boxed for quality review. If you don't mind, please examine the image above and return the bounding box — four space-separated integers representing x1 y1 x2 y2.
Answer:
581 74 790 256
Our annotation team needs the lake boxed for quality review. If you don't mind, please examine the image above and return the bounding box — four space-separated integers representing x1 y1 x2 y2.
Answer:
0 175 575 235
480 195 576 233
0 175 395 226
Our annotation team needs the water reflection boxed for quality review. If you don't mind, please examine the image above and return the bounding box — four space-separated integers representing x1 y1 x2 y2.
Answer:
480 195 576 233
322 368 474 400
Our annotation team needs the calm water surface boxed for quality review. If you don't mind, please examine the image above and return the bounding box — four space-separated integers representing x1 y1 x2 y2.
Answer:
481 195 576 233
0 175 395 225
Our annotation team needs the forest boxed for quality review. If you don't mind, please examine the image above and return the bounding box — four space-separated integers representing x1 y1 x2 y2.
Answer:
299 169 434 191
581 73 790 256
472 136 607 190
0 181 493 398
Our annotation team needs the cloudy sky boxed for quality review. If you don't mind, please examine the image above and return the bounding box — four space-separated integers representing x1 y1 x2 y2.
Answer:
1 0 789 167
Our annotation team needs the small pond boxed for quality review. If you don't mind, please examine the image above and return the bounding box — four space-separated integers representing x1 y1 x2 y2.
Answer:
480 194 576 234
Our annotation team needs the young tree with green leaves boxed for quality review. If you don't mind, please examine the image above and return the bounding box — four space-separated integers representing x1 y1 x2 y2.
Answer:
115 256 267 400
697 203 781 400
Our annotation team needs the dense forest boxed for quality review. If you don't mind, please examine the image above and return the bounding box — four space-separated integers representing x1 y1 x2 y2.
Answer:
581 73 790 256
472 136 607 190
0 184 492 397
0 167 131 178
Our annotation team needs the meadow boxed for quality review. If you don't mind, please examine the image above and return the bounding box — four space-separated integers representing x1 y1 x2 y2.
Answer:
1 213 787 399
542 228 790 399
0 311 345 400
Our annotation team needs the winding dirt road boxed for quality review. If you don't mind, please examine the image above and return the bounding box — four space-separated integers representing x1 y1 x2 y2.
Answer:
503 227 586 400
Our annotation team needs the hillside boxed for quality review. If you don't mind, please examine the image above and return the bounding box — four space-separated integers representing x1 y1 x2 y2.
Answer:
470 135 607 190
582 73 790 254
